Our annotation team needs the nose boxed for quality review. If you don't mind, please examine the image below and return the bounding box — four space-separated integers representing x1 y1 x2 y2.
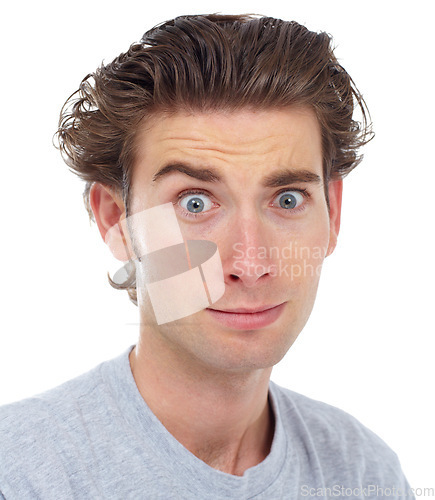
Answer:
222 214 277 288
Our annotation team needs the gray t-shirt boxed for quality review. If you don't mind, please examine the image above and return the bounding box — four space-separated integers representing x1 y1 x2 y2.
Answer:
0 345 413 499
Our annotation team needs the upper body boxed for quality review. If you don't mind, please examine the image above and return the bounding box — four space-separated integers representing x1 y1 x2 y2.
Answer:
0 13 413 499
0 345 413 500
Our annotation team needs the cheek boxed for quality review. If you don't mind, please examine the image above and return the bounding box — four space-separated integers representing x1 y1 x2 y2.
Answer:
273 217 330 283
300 221 330 263
301 207 331 252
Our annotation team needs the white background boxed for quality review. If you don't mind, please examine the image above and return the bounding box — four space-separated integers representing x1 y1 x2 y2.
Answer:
0 0 433 492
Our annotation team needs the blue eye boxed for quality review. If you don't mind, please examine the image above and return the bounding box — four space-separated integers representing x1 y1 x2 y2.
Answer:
179 191 213 214
275 190 305 210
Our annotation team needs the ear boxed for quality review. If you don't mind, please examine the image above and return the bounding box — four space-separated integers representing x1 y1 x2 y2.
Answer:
89 183 131 261
326 179 343 257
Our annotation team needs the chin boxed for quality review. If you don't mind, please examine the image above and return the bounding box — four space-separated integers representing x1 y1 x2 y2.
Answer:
183 315 300 373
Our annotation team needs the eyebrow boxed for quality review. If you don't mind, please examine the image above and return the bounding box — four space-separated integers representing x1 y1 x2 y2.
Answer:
152 162 322 187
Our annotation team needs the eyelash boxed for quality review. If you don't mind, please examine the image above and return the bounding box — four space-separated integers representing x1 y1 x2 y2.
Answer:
176 187 311 219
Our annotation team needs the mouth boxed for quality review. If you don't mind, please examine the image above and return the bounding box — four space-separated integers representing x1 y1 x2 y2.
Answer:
205 302 286 330
209 304 282 314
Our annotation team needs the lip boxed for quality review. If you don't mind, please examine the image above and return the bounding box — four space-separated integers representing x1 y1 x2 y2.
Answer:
211 305 281 314
205 302 286 330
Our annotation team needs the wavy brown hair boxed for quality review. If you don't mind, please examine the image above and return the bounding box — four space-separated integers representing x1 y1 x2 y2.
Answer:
55 13 373 304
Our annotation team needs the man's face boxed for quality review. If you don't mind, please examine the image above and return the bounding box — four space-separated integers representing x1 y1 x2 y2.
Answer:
127 107 341 372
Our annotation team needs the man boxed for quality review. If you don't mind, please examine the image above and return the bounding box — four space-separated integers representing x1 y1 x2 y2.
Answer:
0 14 413 499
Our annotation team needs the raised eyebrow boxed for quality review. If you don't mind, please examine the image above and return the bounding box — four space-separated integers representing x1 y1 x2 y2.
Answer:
261 168 323 188
152 162 322 187
152 163 222 183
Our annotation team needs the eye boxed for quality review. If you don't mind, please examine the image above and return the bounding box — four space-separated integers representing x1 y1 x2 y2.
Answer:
273 189 306 210
178 190 214 215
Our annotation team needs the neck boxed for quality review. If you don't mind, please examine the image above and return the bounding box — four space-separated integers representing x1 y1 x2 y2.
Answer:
129 330 275 476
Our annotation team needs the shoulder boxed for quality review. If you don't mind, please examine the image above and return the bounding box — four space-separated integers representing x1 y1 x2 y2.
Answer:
0 361 107 489
0 360 104 430
270 381 408 485
271 380 391 448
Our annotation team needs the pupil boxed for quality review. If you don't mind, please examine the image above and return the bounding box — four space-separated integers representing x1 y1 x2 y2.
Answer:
279 193 297 209
187 197 204 213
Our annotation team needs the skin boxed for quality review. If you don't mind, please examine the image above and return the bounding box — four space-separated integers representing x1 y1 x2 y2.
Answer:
90 107 342 476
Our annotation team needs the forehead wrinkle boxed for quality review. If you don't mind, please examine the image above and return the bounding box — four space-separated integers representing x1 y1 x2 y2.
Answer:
151 136 322 186
157 124 285 155
133 108 324 191
163 146 299 180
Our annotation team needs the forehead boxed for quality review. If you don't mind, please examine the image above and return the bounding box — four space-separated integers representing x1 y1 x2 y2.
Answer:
132 107 323 186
